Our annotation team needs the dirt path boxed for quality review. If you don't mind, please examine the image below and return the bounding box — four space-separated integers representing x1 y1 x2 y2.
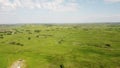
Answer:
10 59 25 68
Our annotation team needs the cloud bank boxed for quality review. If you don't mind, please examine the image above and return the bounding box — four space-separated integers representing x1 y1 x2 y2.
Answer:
0 0 120 12
0 0 79 12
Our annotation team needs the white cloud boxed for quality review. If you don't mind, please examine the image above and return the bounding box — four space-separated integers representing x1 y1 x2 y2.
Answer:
54 0 64 4
49 3 79 12
0 0 79 12
104 0 120 3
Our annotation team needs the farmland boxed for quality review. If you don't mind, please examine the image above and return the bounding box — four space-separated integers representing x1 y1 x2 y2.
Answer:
0 23 120 68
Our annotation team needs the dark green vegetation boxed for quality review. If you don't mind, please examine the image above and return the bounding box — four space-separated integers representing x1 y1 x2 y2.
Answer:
0 23 120 68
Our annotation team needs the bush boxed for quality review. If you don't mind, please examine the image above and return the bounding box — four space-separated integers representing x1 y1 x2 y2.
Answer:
7 33 12 35
58 39 64 44
9 42 16 45
28 37 31 40
36 35 39 38
34 30 41 33
60 64 64 68
9 42 24 46
105 44 111 47
0 36 4 39
16 43 24 46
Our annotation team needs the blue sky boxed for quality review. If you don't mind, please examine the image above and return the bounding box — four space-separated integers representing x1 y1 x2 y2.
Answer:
0 0 120 24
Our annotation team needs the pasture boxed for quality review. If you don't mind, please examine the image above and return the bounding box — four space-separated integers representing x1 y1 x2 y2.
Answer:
0 23 120 68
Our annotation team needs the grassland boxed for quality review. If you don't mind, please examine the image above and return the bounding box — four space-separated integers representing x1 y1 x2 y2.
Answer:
0 23 120 68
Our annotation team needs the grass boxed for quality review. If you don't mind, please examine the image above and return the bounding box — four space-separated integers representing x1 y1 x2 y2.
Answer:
0 23 120 68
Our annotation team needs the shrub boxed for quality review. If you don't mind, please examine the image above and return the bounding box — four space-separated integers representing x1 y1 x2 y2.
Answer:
16 43 24 46
20 44 24 46
28 32 32 34
105 44 111 47
28 37 31 40
58 39 64 44
34 30 41 33
9 42 24 46
9 42 16 45
0 34 3 36
36 35 39 38
6 33 12 35
60 64 64 68
0 36 4 39
16 43 21 45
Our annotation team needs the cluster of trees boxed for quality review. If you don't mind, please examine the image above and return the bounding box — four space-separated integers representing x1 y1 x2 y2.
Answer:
35 34 53 38
34 30 41 33
0 34 4 39
0 30 13 35
9 42 24 46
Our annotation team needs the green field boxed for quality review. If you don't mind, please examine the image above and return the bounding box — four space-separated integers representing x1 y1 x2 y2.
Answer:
0 23 120 68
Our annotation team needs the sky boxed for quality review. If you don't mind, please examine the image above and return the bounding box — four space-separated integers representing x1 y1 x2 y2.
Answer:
0 0 120 24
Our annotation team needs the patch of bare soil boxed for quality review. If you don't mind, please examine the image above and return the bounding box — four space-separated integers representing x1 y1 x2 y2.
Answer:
10 59 25 68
